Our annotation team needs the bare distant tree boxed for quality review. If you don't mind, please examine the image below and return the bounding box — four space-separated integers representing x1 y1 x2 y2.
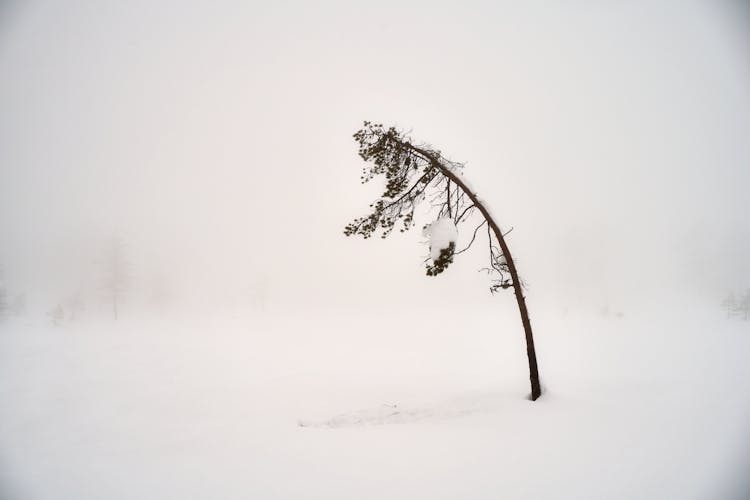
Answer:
148 271 173 313
737 289 750 321
48 304 64 326
0 280 7 320
252 274 269 313
100 237 130 320
721 292 737 319
63 292 86 321
344 122 541 400
11 293 26 316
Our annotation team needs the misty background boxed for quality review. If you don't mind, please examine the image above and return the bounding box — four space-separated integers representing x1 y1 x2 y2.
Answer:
1 0 749 319
2 2 750 500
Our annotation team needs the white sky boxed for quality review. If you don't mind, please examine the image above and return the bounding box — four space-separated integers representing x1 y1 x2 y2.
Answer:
1 0 749 313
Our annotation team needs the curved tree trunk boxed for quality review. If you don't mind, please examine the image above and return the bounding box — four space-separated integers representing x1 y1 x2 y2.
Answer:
437 164 541 400
408 144 542 400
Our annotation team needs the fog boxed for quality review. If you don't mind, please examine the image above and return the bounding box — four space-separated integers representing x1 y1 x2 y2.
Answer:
1 0 748 316
1 2 750 499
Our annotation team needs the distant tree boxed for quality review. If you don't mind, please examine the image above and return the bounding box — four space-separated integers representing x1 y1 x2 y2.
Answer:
721 292 737 319
100 237 130 320
0 264 7 320
11 293 26 316
251 274 269 313
148 271 173 313
0 280 7 320
48 304 64 326
737 289 750 321
344 122 542 400
63 292 86 321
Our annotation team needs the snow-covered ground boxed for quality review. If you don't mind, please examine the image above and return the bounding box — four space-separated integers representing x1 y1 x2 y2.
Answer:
1 303 748 500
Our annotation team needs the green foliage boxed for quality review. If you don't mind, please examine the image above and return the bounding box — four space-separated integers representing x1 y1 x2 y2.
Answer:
344 122 436 240
425 242 455 276
345 121 507 287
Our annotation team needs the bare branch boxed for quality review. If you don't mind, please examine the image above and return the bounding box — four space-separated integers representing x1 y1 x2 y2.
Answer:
446 179 452 218
455 204 476 224
454 219 486 255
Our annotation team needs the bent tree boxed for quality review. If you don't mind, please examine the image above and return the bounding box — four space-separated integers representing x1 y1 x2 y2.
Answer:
344 122 541 400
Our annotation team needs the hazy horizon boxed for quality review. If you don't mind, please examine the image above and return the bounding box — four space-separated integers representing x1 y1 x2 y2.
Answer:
2 0 749 316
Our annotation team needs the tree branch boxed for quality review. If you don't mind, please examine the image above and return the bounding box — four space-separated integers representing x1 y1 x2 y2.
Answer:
454 219 486 255
455 204 476 224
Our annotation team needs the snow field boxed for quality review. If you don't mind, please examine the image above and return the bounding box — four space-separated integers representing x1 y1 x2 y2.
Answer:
0 304 748 500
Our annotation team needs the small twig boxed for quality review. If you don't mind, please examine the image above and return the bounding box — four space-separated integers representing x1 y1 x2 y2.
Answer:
454 220 487 255
455 204 476 225
446 179 452 218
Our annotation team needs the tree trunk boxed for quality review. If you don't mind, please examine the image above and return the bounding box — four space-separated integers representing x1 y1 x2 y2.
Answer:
413 148 542 400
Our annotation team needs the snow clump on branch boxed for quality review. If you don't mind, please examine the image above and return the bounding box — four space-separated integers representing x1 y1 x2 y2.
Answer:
423 218 458 276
